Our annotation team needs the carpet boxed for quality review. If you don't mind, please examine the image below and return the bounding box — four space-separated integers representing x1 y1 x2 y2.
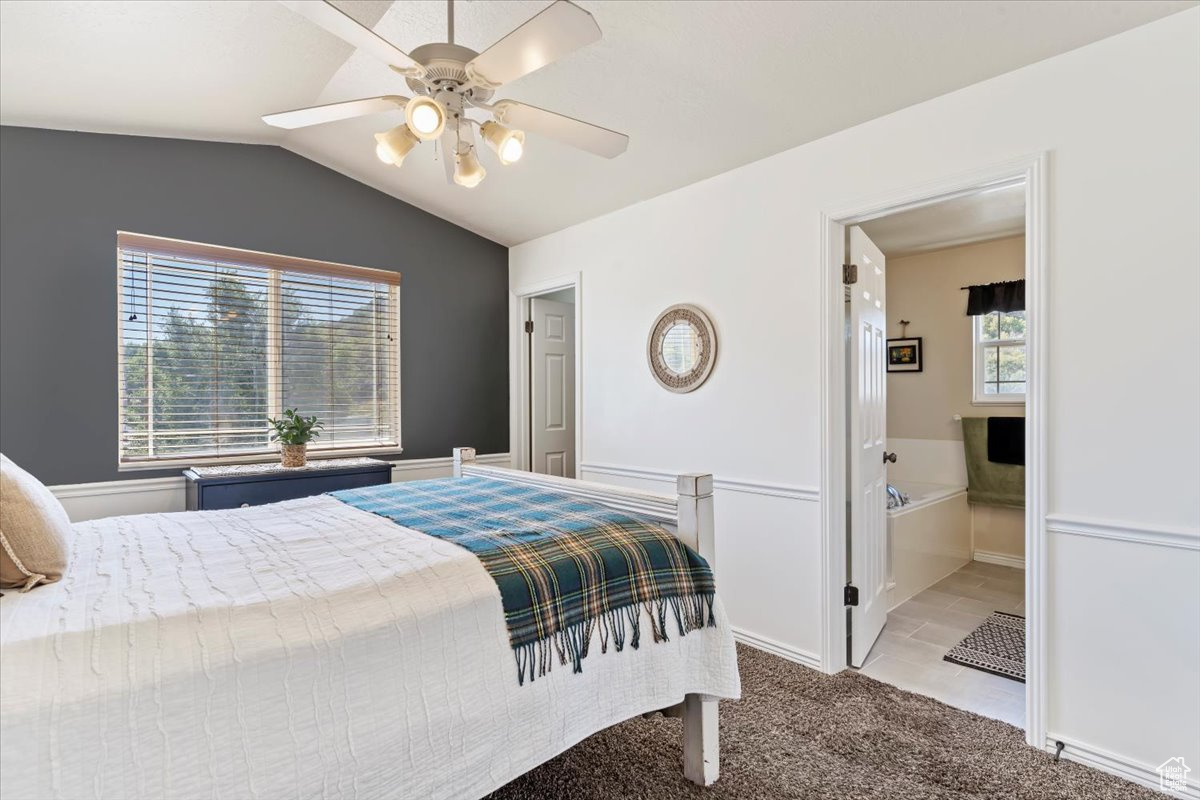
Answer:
487 643 1157 799
944 611 1025 682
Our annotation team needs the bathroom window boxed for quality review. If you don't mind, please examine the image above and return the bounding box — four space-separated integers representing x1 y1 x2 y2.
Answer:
972 310 1026 403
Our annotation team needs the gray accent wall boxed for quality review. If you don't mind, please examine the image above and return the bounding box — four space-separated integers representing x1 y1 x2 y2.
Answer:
0 126 508 485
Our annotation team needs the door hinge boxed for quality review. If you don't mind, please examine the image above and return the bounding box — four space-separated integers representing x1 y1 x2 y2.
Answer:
842 263 858 285
524 320 534 334
843 584 859 606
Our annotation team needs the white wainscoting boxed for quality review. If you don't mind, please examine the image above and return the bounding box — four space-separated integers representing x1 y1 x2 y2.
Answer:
1045 515 1200 791
1044 734 1200 799
390 452 513 482
580 462 824 666
580 462 819 503
52 476 186 522
50 453 513 522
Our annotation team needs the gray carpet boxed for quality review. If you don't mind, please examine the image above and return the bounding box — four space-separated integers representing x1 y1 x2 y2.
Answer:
488 643 1156 799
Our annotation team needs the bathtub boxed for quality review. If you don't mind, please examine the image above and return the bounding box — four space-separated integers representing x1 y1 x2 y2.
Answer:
887 480 971 611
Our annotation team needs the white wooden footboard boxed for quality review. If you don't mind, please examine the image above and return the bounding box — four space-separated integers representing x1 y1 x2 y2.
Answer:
451 448 721 786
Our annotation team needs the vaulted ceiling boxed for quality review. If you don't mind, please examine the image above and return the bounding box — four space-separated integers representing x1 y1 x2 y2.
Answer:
2 0 1194 244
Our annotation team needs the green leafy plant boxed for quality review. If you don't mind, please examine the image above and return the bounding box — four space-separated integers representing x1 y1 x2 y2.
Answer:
268 408 324 445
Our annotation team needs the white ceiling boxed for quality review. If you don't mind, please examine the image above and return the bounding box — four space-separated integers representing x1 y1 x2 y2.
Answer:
860 183 1026 258
2 1 1194 245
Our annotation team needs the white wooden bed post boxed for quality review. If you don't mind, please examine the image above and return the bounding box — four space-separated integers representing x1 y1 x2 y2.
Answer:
676 473 720 786
451 449 721 787
452 446 476 478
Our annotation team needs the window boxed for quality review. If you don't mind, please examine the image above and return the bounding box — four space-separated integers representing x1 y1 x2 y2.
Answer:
973 310 1026 403
118 233 400 467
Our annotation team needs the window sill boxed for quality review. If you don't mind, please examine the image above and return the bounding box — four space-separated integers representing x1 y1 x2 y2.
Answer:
971 398 1026 407
118 446 404 472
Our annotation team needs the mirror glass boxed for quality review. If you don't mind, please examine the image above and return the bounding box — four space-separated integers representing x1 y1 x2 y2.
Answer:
661 321 701 374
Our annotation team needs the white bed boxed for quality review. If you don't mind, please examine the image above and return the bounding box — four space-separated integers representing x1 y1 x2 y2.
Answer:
0 451 739 800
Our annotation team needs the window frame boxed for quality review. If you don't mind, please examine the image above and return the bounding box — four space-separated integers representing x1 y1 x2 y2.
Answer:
971 311 1026 405
116 233 403 470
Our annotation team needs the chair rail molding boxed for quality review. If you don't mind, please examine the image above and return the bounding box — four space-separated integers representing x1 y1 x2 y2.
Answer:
390 451 512 478
51 453 512 521
50 475 186 521
1045 514 1199 551
579 462 819 502
50 475 182 499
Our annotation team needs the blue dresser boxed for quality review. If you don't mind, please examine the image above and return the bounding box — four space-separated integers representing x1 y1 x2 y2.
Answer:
184 458 393 511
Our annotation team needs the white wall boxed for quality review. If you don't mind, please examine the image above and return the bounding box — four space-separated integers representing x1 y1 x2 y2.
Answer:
510 10 1200 792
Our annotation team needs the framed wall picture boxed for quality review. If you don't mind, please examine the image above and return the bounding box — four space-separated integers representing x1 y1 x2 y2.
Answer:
887 337 923 373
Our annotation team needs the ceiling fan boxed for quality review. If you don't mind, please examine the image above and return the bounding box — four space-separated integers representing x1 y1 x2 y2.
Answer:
264 0 629 189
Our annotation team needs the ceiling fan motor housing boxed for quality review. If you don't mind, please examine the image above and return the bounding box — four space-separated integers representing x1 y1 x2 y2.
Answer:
405 43 493 103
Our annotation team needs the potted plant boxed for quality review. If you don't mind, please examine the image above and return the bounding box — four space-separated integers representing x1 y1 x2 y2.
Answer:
268 409 324 468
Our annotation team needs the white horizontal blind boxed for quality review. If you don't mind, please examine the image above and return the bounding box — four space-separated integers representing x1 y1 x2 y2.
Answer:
119 234 400 466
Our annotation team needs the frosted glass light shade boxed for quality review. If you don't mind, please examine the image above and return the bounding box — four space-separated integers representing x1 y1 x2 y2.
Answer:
374 125 420 166
480 121 525 166
453 147 487 188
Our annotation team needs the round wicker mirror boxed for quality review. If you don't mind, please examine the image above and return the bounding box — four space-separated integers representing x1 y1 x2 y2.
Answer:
647 304 717 393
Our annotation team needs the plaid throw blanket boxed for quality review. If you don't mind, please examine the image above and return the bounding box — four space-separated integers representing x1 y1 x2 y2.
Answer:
331 476 717 685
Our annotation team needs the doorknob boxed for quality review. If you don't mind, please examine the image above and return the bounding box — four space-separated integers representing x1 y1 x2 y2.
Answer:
883 451 897 464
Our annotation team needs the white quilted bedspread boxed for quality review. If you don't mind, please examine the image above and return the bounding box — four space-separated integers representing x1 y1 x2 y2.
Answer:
0 495 740 800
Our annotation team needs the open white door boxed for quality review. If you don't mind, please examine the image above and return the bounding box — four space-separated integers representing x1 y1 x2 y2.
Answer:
529 296 575 477
848 225 889 667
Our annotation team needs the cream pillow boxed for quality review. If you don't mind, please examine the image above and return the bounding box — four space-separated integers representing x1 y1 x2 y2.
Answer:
0 454 71 591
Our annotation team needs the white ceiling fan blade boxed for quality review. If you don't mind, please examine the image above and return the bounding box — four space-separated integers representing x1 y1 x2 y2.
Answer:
262 96 408 129
465 1 601 89
493 101 628 158
278 0 424 75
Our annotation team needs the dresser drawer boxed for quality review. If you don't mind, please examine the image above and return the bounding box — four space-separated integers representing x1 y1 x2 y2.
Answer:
186 465 391 510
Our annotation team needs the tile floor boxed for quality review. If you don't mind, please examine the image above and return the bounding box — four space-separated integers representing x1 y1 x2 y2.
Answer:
856 561 1026 727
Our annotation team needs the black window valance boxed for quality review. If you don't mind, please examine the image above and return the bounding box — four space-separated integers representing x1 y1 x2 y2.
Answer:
964 279 1025 316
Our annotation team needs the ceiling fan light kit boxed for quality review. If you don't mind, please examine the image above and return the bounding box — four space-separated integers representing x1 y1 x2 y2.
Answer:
480 121 524 165
404 95 446 141
374 124 420 166
265 0 629 190
453 146 487 188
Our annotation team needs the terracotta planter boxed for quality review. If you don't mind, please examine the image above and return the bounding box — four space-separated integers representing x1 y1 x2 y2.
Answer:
281 443 308 468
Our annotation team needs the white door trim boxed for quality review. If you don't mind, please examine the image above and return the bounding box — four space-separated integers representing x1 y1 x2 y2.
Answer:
509 273 583 476
818 152 1049 750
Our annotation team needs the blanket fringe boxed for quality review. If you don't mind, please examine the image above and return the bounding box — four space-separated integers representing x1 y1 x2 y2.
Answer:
514 592 717 685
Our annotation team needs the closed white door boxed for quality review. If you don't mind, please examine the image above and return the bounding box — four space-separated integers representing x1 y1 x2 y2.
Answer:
530 297 575 478
848 225 889 667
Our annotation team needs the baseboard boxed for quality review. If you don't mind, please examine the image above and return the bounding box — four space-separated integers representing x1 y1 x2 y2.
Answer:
1044 735 1199 799
51 453 513 522
972 549 1026 570
731 626 823 671
580 462 820 502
